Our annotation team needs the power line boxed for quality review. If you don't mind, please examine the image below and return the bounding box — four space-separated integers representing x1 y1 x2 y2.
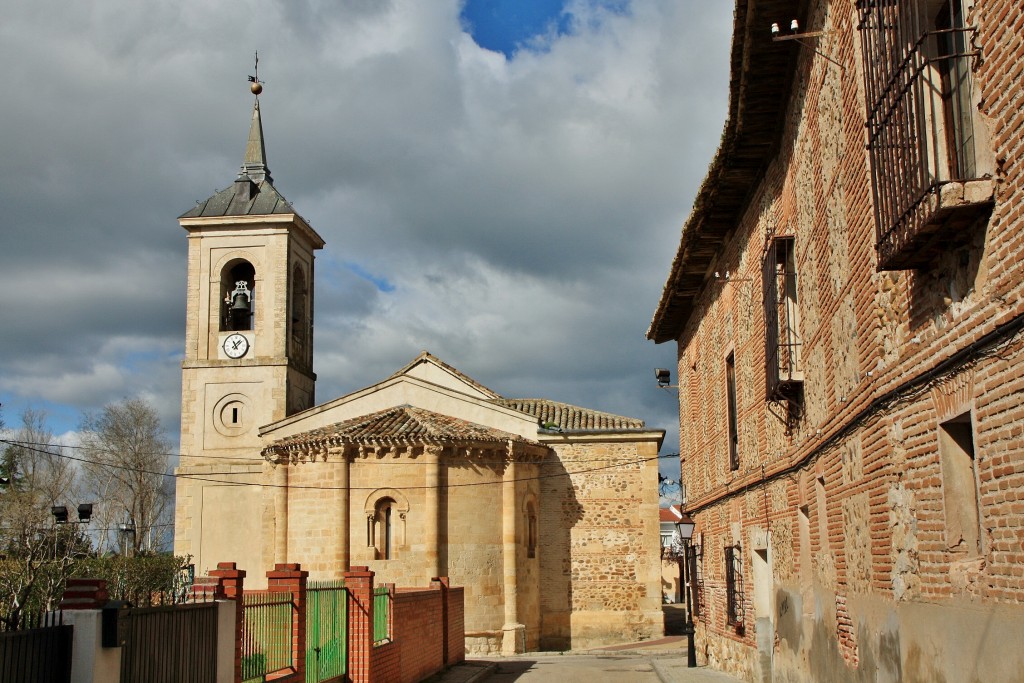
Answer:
4 438 674 467
1 437 678 492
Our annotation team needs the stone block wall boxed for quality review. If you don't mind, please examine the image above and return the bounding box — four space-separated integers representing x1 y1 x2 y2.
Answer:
539 438 663 650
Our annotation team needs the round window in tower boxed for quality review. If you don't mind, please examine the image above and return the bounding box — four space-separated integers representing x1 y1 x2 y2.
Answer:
212 393 252 438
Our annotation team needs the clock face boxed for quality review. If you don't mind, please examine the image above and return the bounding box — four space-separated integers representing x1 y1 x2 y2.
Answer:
223 333 249 359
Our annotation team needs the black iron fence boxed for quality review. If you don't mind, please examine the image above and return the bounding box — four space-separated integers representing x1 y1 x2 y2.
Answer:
0 610 72 683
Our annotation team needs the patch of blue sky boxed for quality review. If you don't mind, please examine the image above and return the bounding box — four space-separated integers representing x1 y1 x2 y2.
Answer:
345 262 396 293
0 393 82 439
460 0 571 58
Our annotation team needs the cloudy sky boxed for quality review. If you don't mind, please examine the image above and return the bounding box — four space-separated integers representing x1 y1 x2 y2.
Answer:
0 0 732 485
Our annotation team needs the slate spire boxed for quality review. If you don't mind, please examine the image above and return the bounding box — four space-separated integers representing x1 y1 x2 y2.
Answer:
240 97 272 185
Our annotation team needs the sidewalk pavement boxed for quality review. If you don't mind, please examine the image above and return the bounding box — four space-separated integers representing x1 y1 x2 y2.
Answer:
425 635 744 683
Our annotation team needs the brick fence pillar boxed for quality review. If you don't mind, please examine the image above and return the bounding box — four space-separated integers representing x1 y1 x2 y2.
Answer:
59 578 109 610
267 562 308 680
344 566 375 683
208 562 246 683
431 576 450 665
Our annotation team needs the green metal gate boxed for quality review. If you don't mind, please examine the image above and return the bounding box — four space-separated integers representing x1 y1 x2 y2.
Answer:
242 592 293 682
305 580 347 683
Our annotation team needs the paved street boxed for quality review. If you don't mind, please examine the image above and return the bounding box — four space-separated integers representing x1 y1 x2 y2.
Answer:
484 654 662 682
426 607 744 683
429 650 745 683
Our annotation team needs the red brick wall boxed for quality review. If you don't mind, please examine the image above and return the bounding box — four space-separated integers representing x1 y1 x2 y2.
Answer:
664 0 1024 680
392 589 444 682
446 587 465 666
370 640 401 683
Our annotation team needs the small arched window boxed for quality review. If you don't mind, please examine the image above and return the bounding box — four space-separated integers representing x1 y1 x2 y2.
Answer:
364 489 409 561
374 498 396 560
220 259 256 331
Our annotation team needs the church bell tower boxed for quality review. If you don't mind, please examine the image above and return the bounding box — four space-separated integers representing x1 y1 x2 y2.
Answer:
174 79 325 573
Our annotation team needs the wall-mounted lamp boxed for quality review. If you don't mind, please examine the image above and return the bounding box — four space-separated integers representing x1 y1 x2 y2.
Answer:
656 368 672 388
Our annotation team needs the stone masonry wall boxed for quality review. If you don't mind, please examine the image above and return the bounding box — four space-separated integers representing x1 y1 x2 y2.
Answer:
539 438 663 650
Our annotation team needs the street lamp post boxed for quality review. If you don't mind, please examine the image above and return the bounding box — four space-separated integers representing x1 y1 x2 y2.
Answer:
675 513 698 668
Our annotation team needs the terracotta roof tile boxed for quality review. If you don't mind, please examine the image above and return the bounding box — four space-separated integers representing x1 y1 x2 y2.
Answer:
493 398 645 431
264 405 532 455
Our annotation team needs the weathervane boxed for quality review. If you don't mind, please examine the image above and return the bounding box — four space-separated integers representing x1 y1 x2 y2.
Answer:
248 51 263 95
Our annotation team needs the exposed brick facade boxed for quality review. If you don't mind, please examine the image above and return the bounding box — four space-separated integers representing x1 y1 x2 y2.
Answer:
650 0 1024 680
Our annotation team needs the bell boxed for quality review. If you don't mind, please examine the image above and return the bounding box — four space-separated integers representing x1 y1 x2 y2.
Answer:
231 291 250 311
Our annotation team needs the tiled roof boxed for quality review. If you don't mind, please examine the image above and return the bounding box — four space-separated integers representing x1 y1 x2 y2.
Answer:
647 0 804 343
264 405 532 454
493 398 645 431
660 506 683 523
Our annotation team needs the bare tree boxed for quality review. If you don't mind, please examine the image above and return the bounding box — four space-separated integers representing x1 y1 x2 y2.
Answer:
0 409 87 627
80 398 172 555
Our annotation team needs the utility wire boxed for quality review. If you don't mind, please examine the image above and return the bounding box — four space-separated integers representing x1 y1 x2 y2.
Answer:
1 438 678 492
3 438 671 466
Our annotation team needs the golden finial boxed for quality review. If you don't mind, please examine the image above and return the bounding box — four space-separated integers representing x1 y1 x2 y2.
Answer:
248 51 263 95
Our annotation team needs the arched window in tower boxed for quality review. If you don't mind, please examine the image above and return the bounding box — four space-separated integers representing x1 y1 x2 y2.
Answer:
290 264 308 358
220 260 256 332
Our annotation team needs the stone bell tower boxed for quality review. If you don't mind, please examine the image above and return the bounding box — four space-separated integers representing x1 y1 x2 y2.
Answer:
174 83 325 574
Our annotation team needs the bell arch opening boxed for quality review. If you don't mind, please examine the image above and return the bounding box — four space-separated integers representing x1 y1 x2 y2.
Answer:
220 259 256 332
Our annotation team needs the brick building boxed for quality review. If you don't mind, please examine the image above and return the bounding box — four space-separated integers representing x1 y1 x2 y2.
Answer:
174 94 665 655
648 0 1024 680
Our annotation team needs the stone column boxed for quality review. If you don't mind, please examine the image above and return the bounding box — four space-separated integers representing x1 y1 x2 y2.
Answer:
335 448 351 574
272 461 288 565
424 445 443 580
501 454 525 654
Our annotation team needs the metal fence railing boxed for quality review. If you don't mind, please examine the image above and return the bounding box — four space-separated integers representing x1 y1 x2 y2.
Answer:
242 591 294 682
372 586 390 645
306 580 347 683
0 610 72 683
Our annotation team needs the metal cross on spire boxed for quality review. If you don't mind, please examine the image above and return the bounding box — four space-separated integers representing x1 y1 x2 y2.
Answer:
248 51 263 95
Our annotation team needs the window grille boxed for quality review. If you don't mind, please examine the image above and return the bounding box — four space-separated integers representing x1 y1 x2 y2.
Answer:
724 545 744 628
858 0 988 269
763 237 802 418
726 353 739 471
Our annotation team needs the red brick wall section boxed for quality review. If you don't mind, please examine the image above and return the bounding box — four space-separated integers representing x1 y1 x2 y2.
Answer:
344 566 375 683
432 576 466 667
344 568 463 683
266 563 308 683
59 578 109 609
208 562 246 683
392 589 444 683
371 640 401 683
446 587 465 665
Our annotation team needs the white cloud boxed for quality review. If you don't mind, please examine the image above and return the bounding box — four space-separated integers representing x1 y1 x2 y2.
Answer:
0 0 732 460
